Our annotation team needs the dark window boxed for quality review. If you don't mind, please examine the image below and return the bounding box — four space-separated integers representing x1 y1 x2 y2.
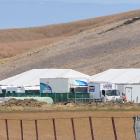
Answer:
74 87 88 93
102 90 105 96
70 88 75 93
105 90 120 96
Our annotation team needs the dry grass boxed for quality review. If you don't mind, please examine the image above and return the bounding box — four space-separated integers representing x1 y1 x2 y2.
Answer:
0 9 140 58
1 101 140 112
0 10 140 79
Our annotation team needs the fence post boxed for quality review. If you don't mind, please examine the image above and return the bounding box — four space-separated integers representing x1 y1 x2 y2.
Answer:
20 120 24 140
5 119 9 140
52 118 57 140
35 120 39 140
75 93 76 103
71 118 76 140
112 117 118 140
89 117 95 140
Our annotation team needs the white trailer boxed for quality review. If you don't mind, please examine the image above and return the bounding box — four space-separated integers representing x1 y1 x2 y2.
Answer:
88 82 101 100
117 84 140 103
6 86 25 94
40 78 88 93
40 78 70 93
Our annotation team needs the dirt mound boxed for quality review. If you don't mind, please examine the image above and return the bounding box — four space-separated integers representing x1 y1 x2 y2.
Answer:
2 98 46 108
0 99 140 112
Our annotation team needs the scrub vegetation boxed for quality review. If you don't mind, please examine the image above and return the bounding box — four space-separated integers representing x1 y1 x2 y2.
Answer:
0 10 140 79
0 99 140 112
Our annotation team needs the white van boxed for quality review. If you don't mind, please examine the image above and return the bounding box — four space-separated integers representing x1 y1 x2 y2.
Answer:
89 82 121 102
102 90 121 102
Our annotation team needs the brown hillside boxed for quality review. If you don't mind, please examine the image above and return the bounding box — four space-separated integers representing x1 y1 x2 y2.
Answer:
0 9 140 58
0 9 140 79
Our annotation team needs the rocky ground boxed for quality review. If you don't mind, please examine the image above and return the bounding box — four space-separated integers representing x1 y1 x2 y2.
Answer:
0 98 140 112
0 10 140 79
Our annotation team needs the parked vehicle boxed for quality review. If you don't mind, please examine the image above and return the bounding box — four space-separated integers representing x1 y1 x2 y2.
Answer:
88 82 121 102
103 90 121 102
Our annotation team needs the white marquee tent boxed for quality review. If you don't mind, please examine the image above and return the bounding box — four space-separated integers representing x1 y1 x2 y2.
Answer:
0 69 90 90
91 69 140 102
91 69 140 84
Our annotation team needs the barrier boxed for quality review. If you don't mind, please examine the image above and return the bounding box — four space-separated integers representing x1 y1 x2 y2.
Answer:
134 116 140 140
2 92 91 103
1 116 135 140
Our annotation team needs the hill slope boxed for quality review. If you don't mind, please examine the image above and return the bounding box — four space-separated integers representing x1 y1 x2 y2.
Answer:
0 9 140 58
0 10 140 79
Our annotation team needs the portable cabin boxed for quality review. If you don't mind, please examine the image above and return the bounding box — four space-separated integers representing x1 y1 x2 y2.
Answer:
40 78 88 93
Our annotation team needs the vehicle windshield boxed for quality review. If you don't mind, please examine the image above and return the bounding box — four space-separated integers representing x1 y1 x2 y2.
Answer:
105 90 120 96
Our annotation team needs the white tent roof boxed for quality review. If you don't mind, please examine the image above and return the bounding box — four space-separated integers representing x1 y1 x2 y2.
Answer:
90 69 140 84
0 69 89 90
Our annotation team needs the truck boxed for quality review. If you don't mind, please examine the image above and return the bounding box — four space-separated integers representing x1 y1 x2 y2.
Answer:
40 78 88 93
88 82 121 102
40 78 69 93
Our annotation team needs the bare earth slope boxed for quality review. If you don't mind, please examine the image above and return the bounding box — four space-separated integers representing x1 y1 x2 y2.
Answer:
0 10 140 79
1 9 140 58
